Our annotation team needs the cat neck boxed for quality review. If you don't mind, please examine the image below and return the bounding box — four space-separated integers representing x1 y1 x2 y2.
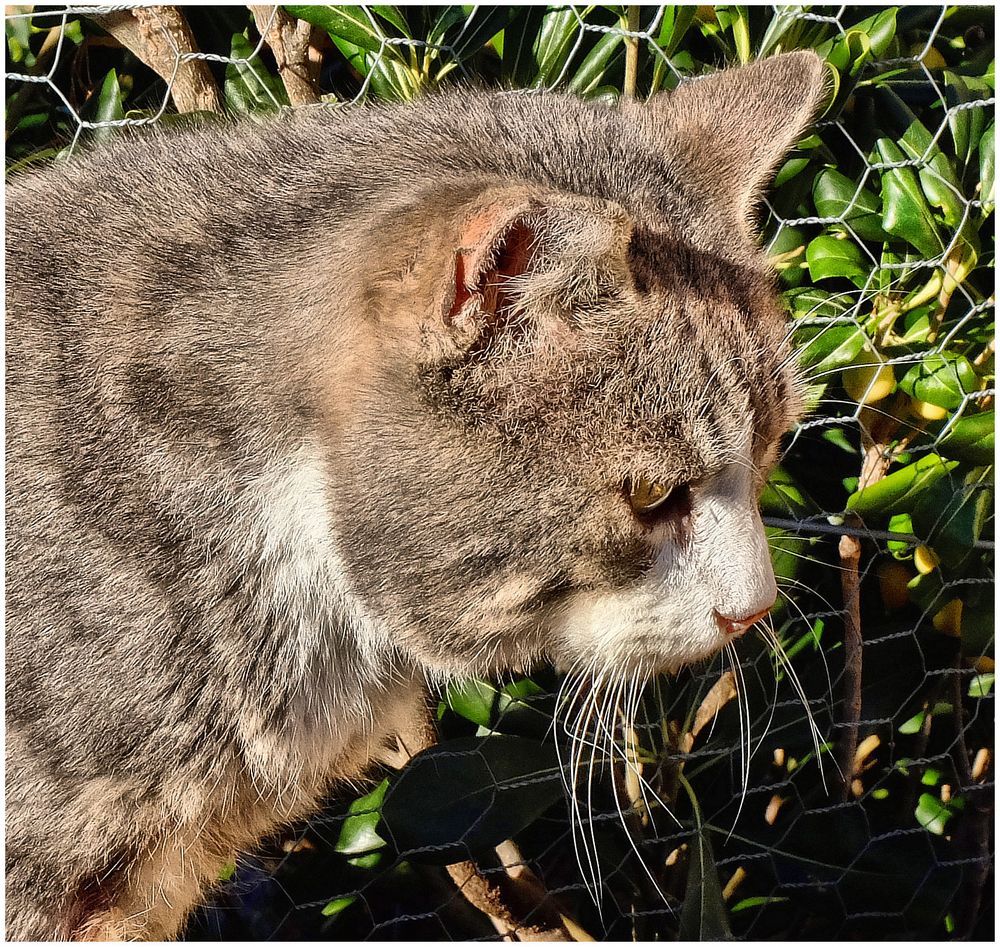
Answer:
227 437 417 786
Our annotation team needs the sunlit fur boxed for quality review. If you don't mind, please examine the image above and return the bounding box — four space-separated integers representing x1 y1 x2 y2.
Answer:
6 53 829 938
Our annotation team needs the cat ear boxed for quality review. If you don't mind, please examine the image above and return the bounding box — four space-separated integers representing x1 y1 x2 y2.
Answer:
651 51 829 228
444 201 542 337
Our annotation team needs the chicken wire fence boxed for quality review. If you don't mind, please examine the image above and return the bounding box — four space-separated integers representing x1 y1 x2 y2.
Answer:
4 3 995 941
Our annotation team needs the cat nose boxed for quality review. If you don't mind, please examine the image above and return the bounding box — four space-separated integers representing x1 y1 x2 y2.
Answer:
714 605 773 638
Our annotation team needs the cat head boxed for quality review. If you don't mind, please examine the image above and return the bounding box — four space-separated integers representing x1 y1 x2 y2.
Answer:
324 52 829 681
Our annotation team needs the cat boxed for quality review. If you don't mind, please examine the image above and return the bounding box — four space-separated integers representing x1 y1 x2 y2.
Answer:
5 50 827 940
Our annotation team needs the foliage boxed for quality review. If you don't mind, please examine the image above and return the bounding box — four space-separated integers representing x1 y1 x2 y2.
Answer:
5 4 993 941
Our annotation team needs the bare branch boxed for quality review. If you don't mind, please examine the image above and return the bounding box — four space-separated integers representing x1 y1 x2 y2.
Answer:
623 6 641 98
249 6 321 106
836 403 906 801
89 6 222 114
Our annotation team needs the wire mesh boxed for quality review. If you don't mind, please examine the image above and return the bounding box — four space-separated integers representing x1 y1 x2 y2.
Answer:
4 3 994 941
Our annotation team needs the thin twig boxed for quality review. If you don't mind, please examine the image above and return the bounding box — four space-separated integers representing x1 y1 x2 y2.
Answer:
446 850 580 941
835 529 863 802
949 659 993 939
623 7 641 99
835 405 905 800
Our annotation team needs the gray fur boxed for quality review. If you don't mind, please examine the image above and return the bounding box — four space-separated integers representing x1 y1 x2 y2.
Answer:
5 52 826 939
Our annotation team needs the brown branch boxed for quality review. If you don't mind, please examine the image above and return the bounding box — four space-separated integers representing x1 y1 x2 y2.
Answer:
835 404 905 800
89 6 222 114
949 659 993 939
446 848 580 942
378 696 577 940
623 6 641 99
249 5 321 106
835 528 863 802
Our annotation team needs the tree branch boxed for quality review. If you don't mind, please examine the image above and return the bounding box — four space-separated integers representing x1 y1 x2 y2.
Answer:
835 403 905 801
89 6 222 114
249 6 322 106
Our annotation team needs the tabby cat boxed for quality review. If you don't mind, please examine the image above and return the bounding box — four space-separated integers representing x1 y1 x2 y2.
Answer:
5 50 827 939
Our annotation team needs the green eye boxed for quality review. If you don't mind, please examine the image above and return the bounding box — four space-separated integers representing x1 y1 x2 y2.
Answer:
626 475 672 514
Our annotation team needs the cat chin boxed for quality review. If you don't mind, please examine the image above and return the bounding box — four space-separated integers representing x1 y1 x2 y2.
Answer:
545 583 728 675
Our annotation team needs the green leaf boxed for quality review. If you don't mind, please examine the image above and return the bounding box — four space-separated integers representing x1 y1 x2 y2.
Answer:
794 323 867 376
224 32 290 112
939 410 994 466
915 792 957 835
335 778 389 855
768 225 807 287
805 233 869 284
968 672 994 698
812 168 890 242
91 69 125 143
761 466 819 518
370 6 411 37
443 7 513 62
567 28 624 94
530 5 581 87
846 454 959 518
656 5 697 59
774 156 811 188
895 115 965 228
446 679 512 728
785 286 851 320
731 895 790 912
321 896 357 918
848 7 898 57
887 512 914 557
285 5 400 52
981 121 995 210
678 776 733 941
944 70 987 163
500 6 548 86
823 29 871 75
679 828 733 940
875 137 945 257
380 735 562 862
912 468 992 567
898 352 980 409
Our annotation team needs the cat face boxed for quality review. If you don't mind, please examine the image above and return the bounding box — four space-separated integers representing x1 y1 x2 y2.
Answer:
325 52 828 680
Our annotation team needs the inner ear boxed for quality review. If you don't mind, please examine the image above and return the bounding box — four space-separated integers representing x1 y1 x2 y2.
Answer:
446 208 542 330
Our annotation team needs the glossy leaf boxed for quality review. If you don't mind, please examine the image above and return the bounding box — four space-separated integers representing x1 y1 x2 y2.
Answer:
380 735 562 862
335 778 388 855
915 792 959 835
761 466 820 518
285 5 401 51
679 827 733 940
875 137 945 258
224 33 290 112
567 27 624 94
90 69 125 143
898 352 980 409
981 121 995 209
813 167 890 242
806 233 869 284
794 323 867 375
939 410 995 466
847 454 959 518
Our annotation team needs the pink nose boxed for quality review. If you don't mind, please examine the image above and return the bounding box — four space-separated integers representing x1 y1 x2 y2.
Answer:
714 606 772 638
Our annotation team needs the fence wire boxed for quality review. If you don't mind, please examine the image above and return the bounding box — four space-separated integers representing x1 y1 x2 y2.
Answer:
5 3 995 941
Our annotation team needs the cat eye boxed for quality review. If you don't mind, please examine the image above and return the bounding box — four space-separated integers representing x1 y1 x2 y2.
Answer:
624 475 692 526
